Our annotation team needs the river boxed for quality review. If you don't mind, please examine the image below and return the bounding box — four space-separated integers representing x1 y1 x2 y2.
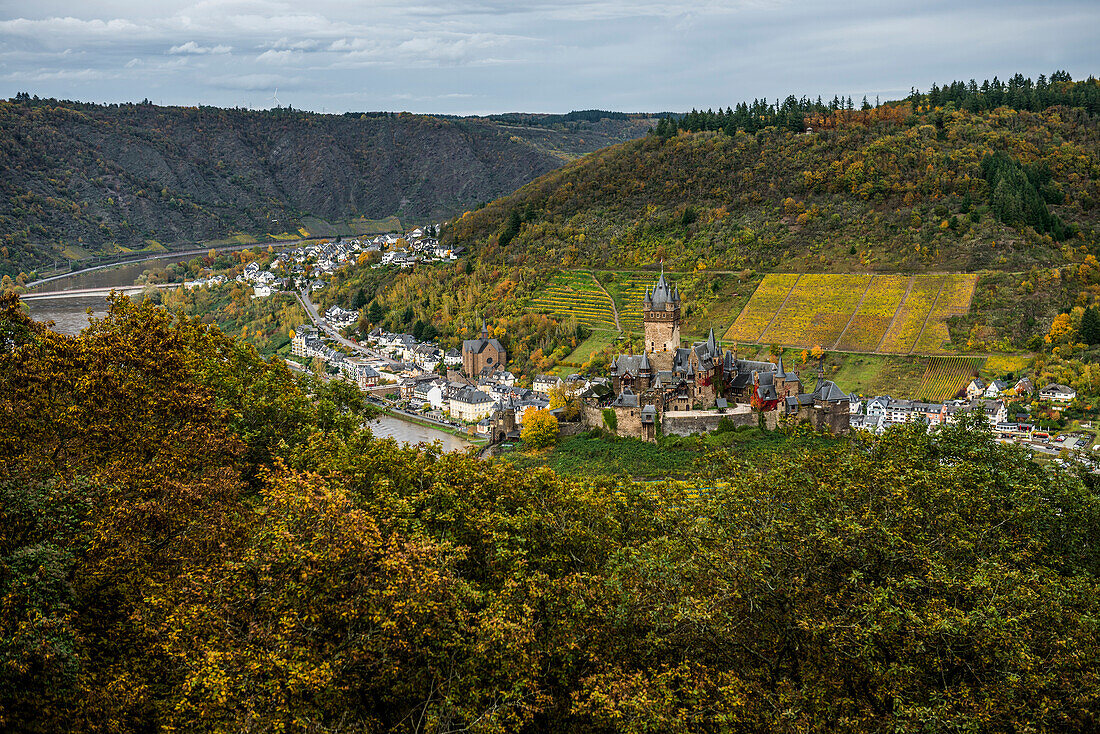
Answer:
23 256 192 334
367 414 475 452
23 296 112 335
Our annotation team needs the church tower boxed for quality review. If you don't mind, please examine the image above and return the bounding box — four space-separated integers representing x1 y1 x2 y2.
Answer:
643 269 681 353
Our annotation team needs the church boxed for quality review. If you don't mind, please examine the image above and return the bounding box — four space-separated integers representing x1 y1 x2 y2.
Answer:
462 324 507 379
602 271 849 434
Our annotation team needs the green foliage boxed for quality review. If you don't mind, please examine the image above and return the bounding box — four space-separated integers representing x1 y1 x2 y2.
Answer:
907 71 1100 115
4 294 1100 731
499 209 522 247
1081 305 1100 345
981 151 1072 239
446 102 1098 279
602 408 617 431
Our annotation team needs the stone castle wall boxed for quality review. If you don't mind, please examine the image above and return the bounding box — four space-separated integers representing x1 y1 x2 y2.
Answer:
583 403 780 439
794 401 851 435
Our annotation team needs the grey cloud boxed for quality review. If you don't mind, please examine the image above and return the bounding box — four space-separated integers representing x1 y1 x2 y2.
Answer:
0 0 1096 114
169 40 231 54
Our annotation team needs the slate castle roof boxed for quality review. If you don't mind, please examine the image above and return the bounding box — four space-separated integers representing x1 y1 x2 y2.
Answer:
643 270 681 310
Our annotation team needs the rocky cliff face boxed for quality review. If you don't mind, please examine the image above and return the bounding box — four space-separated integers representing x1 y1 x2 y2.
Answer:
0 100 655 276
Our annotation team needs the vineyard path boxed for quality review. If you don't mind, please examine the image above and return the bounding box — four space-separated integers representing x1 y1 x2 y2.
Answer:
587 272 622 333
910 277 948 354
831 275 876 351
875 276 915 352
757 274 802 343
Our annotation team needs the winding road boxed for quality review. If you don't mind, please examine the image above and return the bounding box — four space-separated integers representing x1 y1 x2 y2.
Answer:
294 288 378 358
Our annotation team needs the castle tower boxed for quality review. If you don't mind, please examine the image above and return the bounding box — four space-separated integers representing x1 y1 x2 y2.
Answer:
643 269 681 353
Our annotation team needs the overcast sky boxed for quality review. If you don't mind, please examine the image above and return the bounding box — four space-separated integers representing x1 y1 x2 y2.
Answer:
1 1 1097 115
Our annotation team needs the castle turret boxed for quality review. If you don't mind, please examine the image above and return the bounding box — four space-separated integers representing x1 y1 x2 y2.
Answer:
644 270 681 353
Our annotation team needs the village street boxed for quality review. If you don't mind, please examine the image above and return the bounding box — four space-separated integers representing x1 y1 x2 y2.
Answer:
295 288 377 358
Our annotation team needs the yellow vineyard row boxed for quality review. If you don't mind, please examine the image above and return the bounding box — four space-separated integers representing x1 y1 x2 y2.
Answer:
724 273 978 354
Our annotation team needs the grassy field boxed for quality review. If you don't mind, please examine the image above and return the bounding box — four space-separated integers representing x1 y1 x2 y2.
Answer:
531 271 619 330
915 356 985 401
982 353 1033 378
826 353 929 397
349 215 402 235
556 330 619 374
202 233 260 248
728 273 977 355
500 428 841 479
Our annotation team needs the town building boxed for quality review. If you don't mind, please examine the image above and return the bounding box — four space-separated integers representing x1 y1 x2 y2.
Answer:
449 387 495 422
1039 383 1077 402
462 325 507 380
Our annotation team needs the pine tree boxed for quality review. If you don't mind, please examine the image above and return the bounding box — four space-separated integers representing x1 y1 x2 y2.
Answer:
1081 306 1100 345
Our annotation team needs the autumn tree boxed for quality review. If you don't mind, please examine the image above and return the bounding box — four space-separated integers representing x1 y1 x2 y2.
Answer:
547 384 582 421
521 407 559 448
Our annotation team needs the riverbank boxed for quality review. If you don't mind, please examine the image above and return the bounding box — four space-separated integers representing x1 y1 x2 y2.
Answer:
367 413 482 454
378 407 487 445
26 237 317 290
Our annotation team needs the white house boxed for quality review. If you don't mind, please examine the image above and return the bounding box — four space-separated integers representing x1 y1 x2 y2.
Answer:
449 387 495 422
426 382 448 411
1039 383 1077 403
966 378 986 401
533 374 563 396
443 348 463 368
865 396 891 419
984 379 1009 399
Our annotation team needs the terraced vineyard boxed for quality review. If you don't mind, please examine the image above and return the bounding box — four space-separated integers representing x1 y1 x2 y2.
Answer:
530 272 619 331
913 274 979 353
761 274 873 348
915 356 985 401
724 273 802 343
878 275 947 353
611 277 651 333
727 272 977 354
834 275 911 352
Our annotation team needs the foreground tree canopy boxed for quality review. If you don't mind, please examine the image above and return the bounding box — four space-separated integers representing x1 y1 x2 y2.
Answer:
2 292 1100 732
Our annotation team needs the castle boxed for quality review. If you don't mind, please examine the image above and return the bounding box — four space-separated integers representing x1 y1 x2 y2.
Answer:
594 271 850 438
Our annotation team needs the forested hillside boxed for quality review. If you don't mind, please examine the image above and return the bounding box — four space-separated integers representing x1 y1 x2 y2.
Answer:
0 97 656 277
445 77 1100 274
5 292 1100 731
